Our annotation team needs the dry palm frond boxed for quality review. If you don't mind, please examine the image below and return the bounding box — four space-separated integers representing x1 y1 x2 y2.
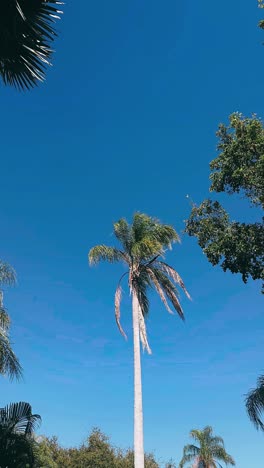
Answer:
114 284 127 339
146 267 174 314
138 304 151 355
158 262 191 299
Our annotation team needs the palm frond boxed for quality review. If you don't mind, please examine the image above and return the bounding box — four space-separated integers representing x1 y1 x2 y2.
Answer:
150 268 185 320
189 429 203 444
133 269 151 316
132 213 154 243
0 262 16 286
0 333 22 380
158 262 191 299
179 453 197 468
0 402 41 435
89 245 125 265
210 435 224 447
182 444 200 457
146 267 173 314
245 374 264 430
114 218 132 255
151 224 180 248
114 283 127 339
0 0 63 90
0 307 11 333
138 303 152 354
211 447 235 466
132 237 162 261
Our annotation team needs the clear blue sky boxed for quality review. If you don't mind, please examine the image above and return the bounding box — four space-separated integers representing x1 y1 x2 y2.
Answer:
1 1 264 466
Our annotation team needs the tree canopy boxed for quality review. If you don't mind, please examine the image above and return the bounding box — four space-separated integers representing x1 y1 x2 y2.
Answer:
185 113 264 293
36 428 161 468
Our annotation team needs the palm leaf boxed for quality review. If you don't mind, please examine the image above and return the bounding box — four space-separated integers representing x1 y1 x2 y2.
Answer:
0 0 63 90
88 245 125 265
0 402 41 435
179 452 197 468
113 218 132 255
0 306 11 333
0 262 16 286
245 374 264 430
182 444 200 457
211 447 235 466
0 333 22 380
146 267 173 314
158 261 191 299
150 268 185 320
114 284 127 339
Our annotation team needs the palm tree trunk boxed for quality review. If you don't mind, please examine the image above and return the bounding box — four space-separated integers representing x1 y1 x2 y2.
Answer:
132 288 145 468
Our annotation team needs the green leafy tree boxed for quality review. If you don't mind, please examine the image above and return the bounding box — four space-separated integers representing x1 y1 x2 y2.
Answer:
245 374 264 431
185 113 264 293
89 213 190 468
115 449 159 468
0 402 41 468
35 436 58 467
71 428 116 468
36 436 72 467
36 429 161 468
0 0 63 90
0 261 22 379
179 426 235 468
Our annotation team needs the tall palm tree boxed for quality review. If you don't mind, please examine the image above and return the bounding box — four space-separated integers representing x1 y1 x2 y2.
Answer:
89 213 190 468
0 0 63 90
0 402 41 468
0 261 22 380
245 374 264 430
179 426 235 468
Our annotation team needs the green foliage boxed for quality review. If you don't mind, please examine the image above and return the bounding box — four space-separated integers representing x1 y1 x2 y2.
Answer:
35 428 160 468
0 262 22 380
89 212 190 353
245 374 264 431
179 426 235 468
185 114 264 293
210 114 264 208
0 402 41 468
0 0 63 90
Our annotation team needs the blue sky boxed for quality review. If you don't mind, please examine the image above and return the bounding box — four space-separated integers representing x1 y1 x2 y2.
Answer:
1 0 264 466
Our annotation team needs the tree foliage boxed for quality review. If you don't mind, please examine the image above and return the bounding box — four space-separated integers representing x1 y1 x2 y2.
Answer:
0 0 63 90
89 212 190 353
185 114 264 293
179 426 235 468
35 428 161 468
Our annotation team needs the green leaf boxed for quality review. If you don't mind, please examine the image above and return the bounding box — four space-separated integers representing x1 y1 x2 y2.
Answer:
88 246 125 265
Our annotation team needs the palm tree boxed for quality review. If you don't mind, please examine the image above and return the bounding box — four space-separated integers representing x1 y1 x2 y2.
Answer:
179 426 235 468
89 212 190 468
0 261 22 380
245 374 264 430
0 0 63 90
0 402 41 467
